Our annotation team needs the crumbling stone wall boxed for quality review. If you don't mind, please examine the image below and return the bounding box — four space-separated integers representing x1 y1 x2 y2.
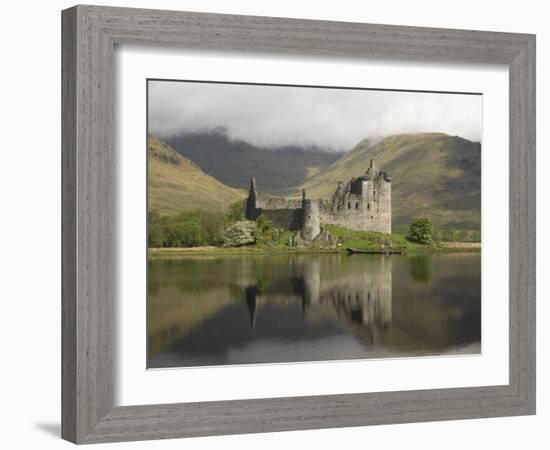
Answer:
245 160 392 238
256 208 303 230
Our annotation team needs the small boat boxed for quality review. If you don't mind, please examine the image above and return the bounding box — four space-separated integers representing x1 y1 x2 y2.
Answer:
346 247 405 255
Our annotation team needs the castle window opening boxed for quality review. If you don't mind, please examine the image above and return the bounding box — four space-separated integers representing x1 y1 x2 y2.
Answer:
355 202 359 209
367 203 370 210
347 202 351 209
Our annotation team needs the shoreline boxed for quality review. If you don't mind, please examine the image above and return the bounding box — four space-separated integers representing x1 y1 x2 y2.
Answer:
148 242 481 257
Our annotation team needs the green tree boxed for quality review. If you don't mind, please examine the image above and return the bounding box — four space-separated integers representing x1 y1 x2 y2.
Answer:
196 210 225 245
148 210 166 247
255 214 274 243
170 221 203 247
407 217 434 244
226 199 246 222
147 208 243 248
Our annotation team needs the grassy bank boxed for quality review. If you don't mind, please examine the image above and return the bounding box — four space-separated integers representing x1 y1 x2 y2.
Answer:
148 244 480 257
323 225 480 253
323 225 425 252
148 246 341 257
149 224 480 257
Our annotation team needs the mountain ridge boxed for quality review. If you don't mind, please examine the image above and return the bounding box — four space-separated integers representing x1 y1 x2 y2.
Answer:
164 130 344 194
291 132 481 230
149 132 481 231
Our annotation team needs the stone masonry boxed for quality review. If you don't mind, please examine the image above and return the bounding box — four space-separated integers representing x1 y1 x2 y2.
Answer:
245 159 392 239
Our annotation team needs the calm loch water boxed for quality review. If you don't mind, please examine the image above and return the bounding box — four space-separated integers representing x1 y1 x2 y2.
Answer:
147 253 481 368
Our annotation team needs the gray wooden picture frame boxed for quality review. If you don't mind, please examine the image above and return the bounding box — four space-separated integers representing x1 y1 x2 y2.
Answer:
61 4 536 444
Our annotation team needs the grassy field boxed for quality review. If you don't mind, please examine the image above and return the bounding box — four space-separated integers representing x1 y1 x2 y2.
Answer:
323 225 428 251
148 135 245 215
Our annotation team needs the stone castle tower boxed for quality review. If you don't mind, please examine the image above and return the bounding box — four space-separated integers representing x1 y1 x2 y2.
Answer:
301 188 321 240
246 159 392 239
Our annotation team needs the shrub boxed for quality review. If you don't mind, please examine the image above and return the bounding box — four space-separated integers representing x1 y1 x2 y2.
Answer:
432 228 481 243
255 214 273 233
406 218 434 244
254 214 275 244
223 220 256 247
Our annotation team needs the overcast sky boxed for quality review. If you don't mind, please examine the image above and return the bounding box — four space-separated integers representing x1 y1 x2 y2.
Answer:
148 80 482 151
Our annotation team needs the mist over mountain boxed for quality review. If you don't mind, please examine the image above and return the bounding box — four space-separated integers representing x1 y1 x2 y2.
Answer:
149 80 482 148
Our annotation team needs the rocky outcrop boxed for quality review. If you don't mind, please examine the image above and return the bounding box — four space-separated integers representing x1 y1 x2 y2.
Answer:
288 226 339 249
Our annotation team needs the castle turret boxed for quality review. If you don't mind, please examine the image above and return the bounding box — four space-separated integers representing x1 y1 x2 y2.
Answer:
245 177 258 220
301 189 320 240
361 160 391 234
365 159 380 179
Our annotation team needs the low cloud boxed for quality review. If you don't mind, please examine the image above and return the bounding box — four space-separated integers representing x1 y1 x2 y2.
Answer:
148 80 482 151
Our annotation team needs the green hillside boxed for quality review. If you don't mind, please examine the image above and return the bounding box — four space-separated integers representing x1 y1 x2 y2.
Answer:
148 135 245 215
293 133 481 230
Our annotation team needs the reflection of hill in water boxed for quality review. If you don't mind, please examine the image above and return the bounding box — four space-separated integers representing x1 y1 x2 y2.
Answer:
148 254 481 367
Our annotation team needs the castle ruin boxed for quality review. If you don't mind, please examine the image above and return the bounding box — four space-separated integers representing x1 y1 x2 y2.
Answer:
246 159 392 239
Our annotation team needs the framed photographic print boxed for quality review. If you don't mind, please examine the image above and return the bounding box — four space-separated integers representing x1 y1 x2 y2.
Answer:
61 5 536 444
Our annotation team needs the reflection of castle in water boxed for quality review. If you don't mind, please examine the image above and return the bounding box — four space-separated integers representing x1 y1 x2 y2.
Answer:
245 257 392 343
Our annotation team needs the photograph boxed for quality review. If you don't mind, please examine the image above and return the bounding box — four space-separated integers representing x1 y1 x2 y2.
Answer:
146 80 482 368
1 0 542 447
